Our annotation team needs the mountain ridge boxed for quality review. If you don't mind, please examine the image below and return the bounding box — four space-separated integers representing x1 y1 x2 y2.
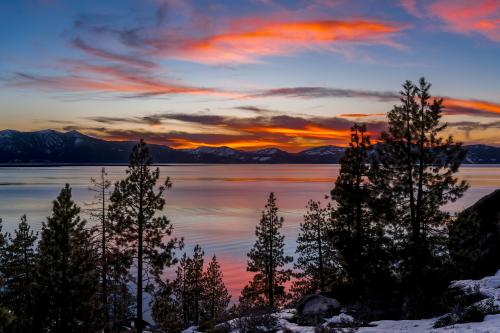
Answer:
1 129 499 164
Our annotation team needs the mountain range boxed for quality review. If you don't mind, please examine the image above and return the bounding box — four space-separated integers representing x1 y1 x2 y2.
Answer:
1 129 499 164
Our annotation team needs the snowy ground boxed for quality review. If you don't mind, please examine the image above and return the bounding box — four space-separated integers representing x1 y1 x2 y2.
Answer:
183 270 500 333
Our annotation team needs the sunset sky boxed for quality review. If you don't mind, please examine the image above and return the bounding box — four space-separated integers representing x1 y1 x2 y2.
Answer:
1 0 499 151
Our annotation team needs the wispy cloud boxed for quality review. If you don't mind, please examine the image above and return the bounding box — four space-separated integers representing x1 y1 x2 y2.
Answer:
77 112 386 151
145 19 407 64
401 0 500 42
252 86 399 100
7 61 228 98
253 86 500 118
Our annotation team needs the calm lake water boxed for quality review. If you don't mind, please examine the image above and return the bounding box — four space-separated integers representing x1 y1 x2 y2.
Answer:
0 164 499 300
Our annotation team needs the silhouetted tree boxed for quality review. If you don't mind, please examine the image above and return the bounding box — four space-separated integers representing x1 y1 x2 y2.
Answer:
87 168 132 332
201 255 231 323
34 184 100 333
0 215 37 332
109 140 182 333
0 218 16 332
241 193 293 310
293 200 339 297
330 124 372 290
152 281 184 333
374 78 468 317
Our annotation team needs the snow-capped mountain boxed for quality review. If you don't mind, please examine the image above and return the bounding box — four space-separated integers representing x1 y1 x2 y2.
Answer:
0 129 499 164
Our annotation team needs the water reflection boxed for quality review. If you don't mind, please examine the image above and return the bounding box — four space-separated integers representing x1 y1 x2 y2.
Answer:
0 164 499 299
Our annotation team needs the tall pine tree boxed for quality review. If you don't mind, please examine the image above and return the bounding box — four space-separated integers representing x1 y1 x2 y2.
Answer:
241 192 293 310
374 78 468 317
34 184 100 333
0 215 37 332
201 255 231 323
293 200 338 297
87 168 132 332
0 218 16 331
330 124 373 290
109 140 182 332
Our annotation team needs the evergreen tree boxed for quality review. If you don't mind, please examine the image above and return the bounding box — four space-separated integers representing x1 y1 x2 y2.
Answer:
201 255 231 323
330 124 372 289
152 281 184 333
374 78 468 316
153 245 218 331
0 218 15 333
241 192 293 310
0 215 37 332
109 140 182 333
293 200 338 297
190 244 204 325
87 168 132 332
170 245 204 327
34 184 100 333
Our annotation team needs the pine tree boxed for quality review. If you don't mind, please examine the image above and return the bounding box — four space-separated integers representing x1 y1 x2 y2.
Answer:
330 124 373 288
0 218 15 332
169 245 204 327
374 78 468 316
152 281 184 333
190 244 204 325
201 255 230 323
0 215 38 332
293 200 338 297
87 168 132 332
241 192 293 310
34 184 100 333
109 140 182 333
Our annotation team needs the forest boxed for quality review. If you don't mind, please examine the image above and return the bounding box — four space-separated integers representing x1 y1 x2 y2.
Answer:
1 78 499 333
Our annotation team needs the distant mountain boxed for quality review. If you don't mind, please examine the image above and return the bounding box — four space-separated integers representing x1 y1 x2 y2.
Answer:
0 129 499 164
463 145 500 164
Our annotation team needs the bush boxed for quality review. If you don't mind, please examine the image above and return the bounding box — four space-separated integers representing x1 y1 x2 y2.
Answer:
233 312 279 333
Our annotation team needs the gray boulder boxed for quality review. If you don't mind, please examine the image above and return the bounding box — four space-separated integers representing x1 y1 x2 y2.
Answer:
296 294 341 316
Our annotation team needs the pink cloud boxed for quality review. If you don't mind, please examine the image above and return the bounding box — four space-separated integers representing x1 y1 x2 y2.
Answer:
402 0 500 41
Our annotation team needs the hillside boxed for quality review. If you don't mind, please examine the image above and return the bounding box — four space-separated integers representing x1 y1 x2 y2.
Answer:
0 129 499 164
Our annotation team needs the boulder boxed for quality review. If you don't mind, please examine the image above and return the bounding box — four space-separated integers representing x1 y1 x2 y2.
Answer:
296 295 341 317
449 189 500 279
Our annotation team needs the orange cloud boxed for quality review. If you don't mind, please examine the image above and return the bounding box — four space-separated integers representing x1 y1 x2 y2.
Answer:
168 138 284 150
10 60 235 98
405 0 500 41
245 125 352 140
156 19 406 64
339 113 386 118
446 98 500 115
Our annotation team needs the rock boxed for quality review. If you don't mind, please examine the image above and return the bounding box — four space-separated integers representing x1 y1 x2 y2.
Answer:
296 295 341 316
449 189 500 279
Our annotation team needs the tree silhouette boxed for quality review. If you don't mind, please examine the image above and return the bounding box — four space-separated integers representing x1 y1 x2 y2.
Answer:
35 184 100 333
201 255 231 323
241 192 293 310
109 140 182 332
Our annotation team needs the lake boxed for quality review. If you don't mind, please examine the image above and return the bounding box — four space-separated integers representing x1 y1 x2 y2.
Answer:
0 164 499 300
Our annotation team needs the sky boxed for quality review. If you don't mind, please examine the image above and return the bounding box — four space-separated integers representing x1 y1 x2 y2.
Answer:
1 0 499 151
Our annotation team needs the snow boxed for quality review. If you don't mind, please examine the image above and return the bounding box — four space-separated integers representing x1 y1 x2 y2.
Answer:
182 270 500 333
254 148 283 155
300 146 344 156
185 146 239 157
358 315 500 332
451 269 500 308
0 129 18 138
323 313 354 326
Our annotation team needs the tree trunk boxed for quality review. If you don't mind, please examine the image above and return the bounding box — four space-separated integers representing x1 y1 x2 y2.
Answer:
268 215 274 309
102 178 110 333
137 167 144 333
317 210 324 293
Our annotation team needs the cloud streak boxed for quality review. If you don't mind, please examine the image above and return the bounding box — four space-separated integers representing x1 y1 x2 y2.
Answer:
144 19 406 64
401 0 500 42
79 113 386 151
